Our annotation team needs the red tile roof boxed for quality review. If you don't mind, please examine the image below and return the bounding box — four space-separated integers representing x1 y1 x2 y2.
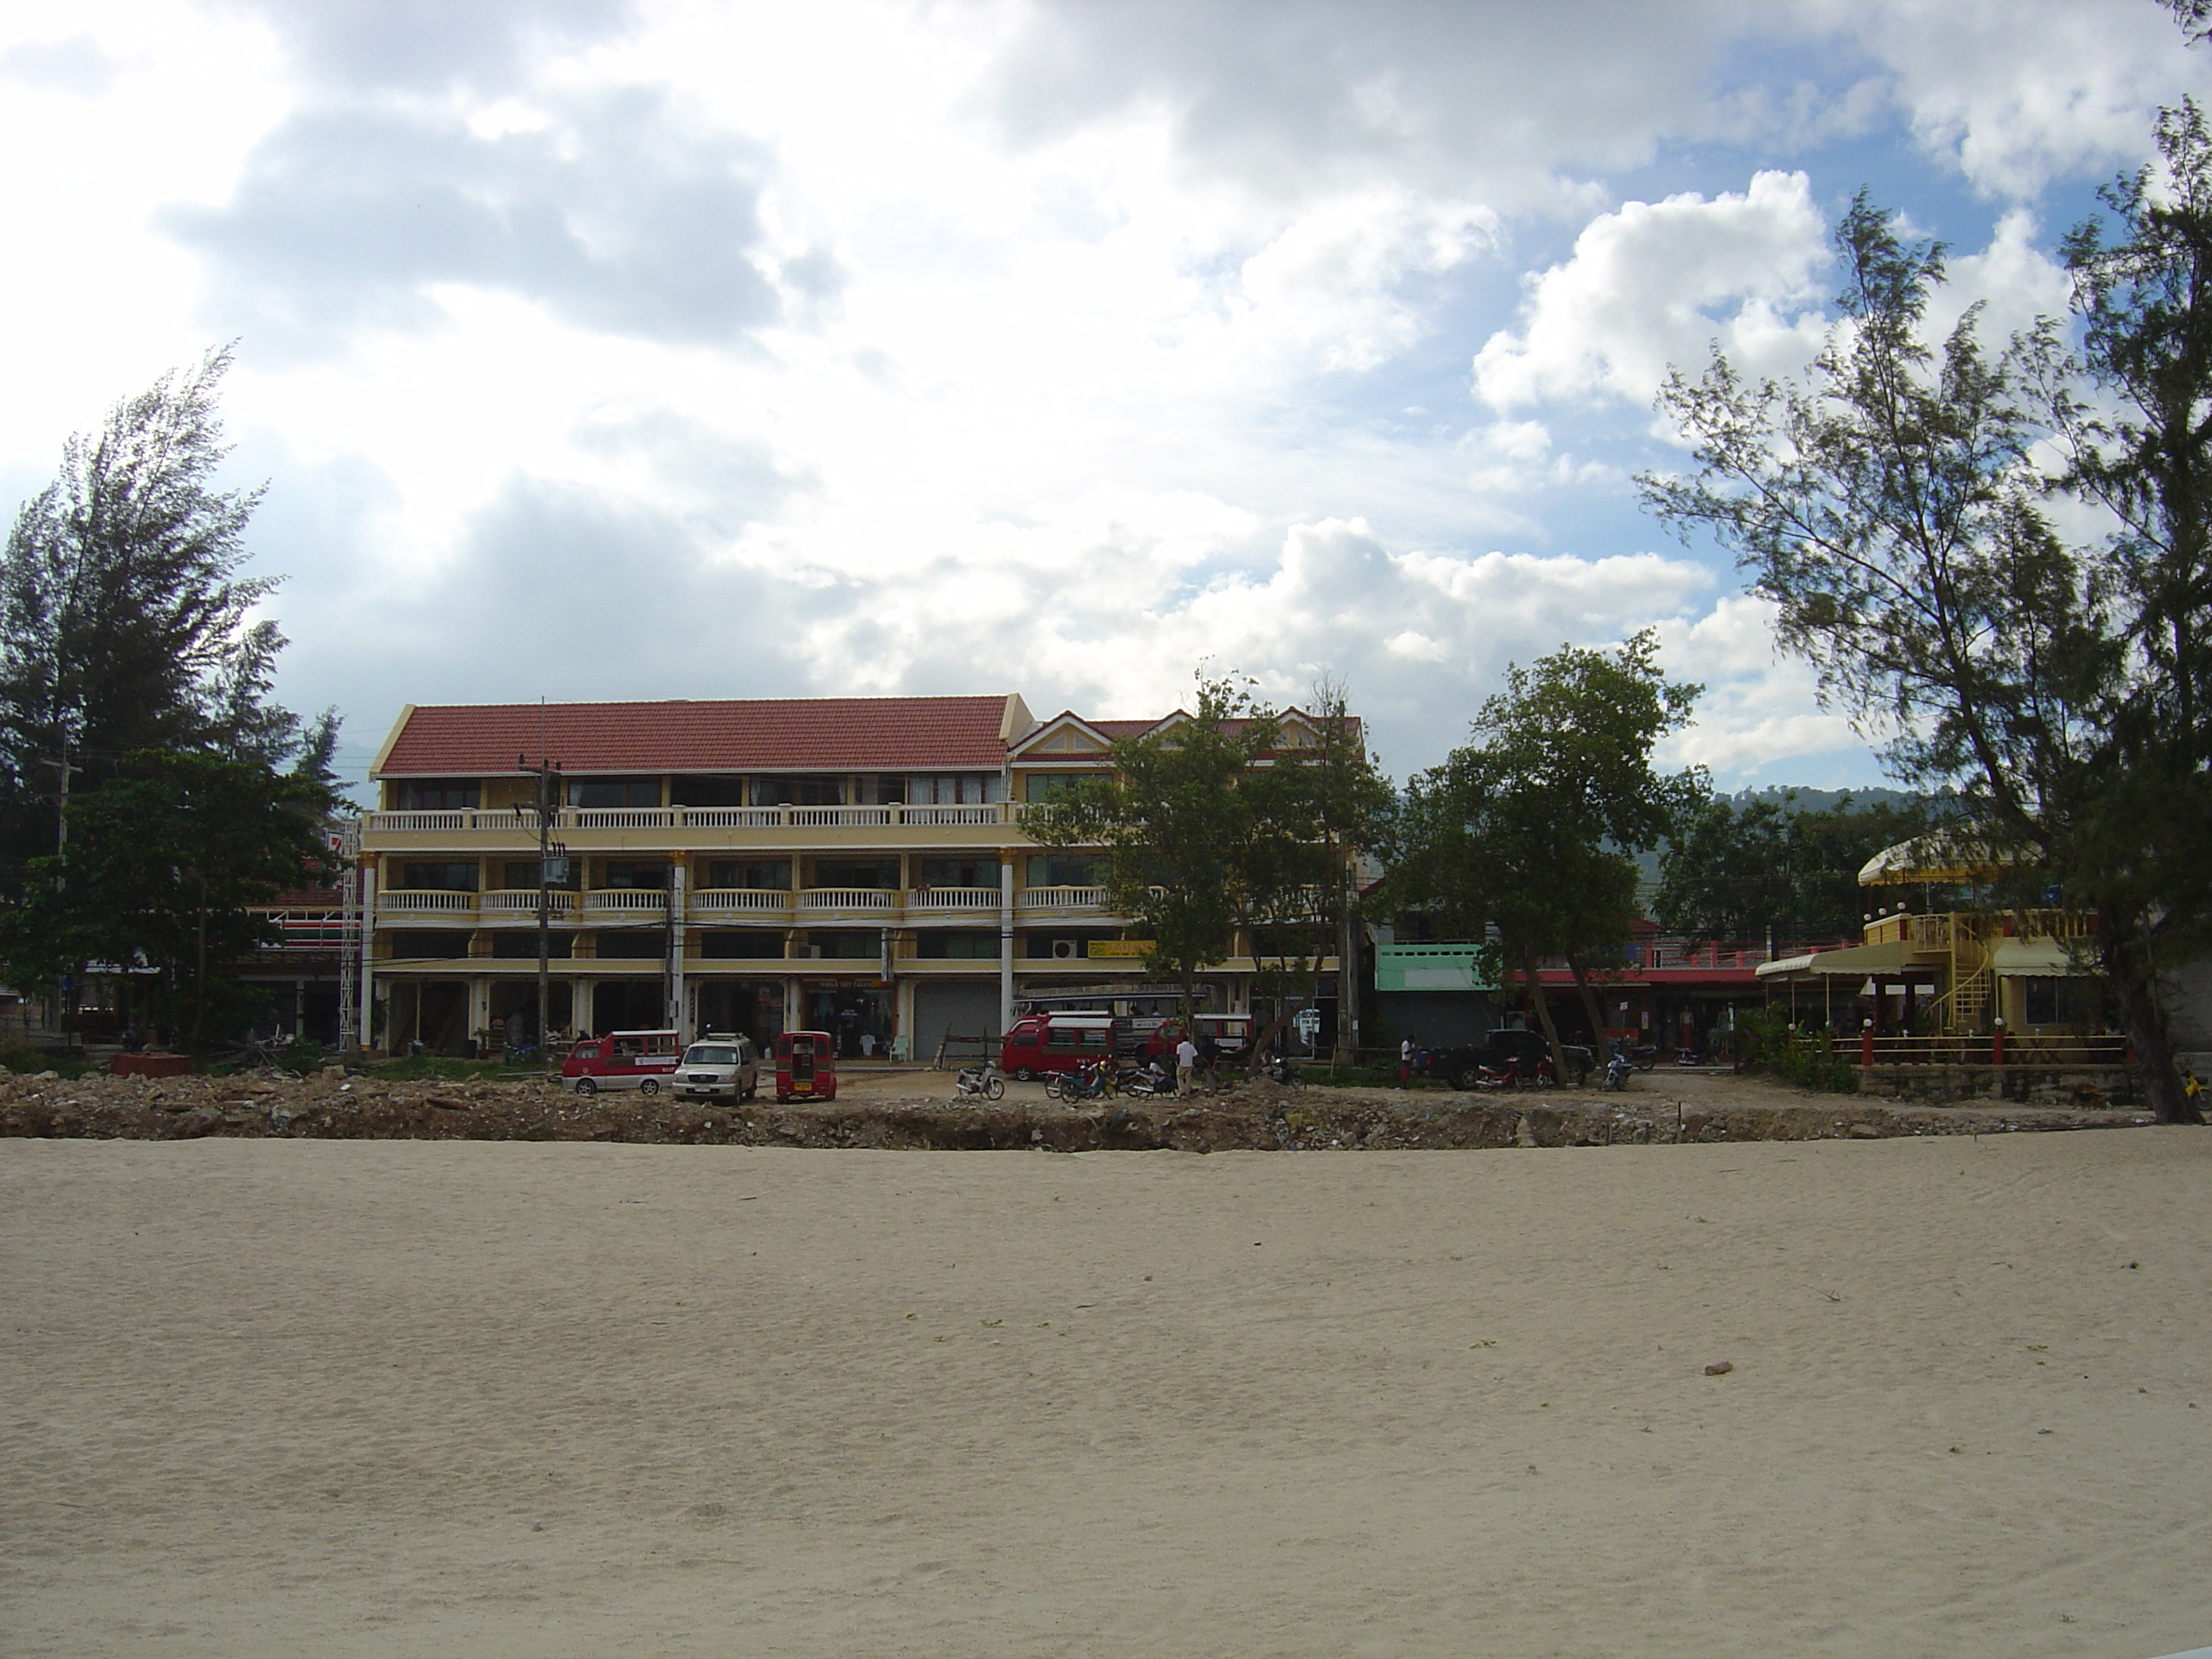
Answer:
377 696 1017 777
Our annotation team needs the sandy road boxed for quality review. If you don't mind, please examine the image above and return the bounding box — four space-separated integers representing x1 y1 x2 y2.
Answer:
3 1129 2208 1657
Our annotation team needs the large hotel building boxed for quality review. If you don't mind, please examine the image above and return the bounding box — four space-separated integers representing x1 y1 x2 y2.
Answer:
357 693 1350 1057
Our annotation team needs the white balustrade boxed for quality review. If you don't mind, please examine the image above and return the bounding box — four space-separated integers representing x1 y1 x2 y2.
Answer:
481 889 574 916
679 807 787 829
691 888 794 913
376 889 476 913
797 887 896 911
1016 886 1107 911
789 806 895 827
899 805 999 825
580 888 671 912
365 811 471 832
569 808 677 830
907 886 1001 911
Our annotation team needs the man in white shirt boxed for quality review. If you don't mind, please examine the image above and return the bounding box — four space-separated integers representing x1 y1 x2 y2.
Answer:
1175 1034 1199 1096
1400 1033 1417 1086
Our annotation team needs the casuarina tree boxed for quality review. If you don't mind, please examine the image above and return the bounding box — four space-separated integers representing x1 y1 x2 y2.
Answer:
1641 157 2211 1123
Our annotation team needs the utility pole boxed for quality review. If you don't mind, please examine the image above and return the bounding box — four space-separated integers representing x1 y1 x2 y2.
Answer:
518 751 564 1062
43 742 82 1046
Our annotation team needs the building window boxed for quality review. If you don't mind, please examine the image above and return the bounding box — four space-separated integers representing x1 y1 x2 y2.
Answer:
492 931 573 958
393 779 480 810
909 773 1002 804
854 775 907 805
810 931 879 959
701 932 786 959
399 862 479 892
568 777 661 808
387 931 471 959
599 861 670 890
503 859 578 890
917 858 998 888
1023 772 1093 801
1027 854 1105 888
704 858 791 891
751 775 846 806
670 775 748 807
594 929 669 959
2023 976 2093 1027
917 932 999 959
812 859 899 890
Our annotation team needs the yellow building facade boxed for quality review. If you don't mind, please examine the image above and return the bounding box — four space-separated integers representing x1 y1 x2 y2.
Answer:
358 694 1343 1057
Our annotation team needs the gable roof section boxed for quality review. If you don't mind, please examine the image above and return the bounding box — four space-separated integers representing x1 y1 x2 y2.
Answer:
378 696 1016 777
1008 710 1118 760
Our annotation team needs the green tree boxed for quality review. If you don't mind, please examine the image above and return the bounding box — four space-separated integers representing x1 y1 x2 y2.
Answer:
1656 793 1938 944
1642 179 2209 1122
1379 632 1702 1082
0 346 332 890
0 750 338 1046
1032 673 1388 1054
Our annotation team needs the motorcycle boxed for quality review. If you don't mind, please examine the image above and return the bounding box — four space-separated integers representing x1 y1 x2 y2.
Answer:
1601 1046 1633 1091
1255 1053 1303 1087
953 1060 1006 1101
1045 1061 1117 1102
1122 1062 1178 1098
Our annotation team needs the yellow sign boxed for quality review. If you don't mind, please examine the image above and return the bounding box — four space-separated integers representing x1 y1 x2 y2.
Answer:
1088 940 1152 958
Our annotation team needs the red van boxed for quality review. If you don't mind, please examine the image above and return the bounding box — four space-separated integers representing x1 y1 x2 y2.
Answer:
562 1029 683 1096
1000 1014 1183 1079
774 1031 837 1102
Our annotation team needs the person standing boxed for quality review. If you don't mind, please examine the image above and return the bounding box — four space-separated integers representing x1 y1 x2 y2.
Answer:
1175 1031 1199 1096
1400 1033 1417 1086
1196 1031 1220 1094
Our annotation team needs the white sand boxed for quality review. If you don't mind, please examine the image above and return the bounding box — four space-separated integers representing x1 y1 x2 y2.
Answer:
3 1131 2209 1658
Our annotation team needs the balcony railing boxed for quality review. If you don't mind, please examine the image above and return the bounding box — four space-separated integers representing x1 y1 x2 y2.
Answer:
376 889 476 913
908 886 1000 911
372 887 1106 922
580 888 672 913
1016 886 1108 911
692 887 793 913
482 888 574 917
364 802 1033 833
797 887 896 911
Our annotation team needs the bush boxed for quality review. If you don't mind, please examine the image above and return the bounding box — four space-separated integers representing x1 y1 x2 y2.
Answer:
1736 1006 1860 1093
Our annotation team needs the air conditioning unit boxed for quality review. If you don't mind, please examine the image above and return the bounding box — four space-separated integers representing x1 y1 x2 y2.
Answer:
1051 939 1081 959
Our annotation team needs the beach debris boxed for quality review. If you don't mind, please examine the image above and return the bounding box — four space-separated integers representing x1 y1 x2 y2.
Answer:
1704 1360 1734 1376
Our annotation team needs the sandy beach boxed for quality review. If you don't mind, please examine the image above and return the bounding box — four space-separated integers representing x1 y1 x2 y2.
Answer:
3 1130 2208 1658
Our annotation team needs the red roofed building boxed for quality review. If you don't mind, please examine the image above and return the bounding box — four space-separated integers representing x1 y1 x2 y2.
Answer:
356 695 1352 1058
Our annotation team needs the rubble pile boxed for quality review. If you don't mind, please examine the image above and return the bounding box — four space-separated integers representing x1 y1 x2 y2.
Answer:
0 1067 2155 1149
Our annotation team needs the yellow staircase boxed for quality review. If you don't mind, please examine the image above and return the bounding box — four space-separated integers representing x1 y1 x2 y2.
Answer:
1929 915 1994 1034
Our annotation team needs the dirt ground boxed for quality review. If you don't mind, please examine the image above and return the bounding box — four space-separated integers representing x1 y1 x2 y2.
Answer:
0 1062 2157 1150
3 1122 2209 1657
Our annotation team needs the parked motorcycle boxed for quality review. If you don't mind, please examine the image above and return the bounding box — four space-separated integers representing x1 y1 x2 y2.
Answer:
1045 1062 1117 1102
1255 1054 1304 1087
1122 1062 1178 1098
953 1060 1006 1101
1601 1046 1633 1091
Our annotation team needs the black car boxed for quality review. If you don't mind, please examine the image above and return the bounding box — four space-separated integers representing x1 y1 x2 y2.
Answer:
1423 1028 1592 1090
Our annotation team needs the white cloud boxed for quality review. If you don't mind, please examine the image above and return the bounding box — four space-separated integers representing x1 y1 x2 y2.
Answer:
1473 171 1831 413
1656 593 1866 777
0 0 2194 798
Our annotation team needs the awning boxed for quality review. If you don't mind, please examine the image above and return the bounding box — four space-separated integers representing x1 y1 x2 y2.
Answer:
1991 936 2098 975
1755 940 1915 980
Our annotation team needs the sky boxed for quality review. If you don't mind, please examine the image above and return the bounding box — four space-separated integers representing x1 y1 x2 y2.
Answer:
0 0 2203 794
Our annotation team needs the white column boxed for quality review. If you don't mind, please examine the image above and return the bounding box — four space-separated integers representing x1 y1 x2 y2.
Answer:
998 856 1016 1038
783 975 801 1033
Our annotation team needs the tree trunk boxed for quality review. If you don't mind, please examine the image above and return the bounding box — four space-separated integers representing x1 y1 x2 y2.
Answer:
190 873 208 1051
1523 950 1570 1087
1569 958 1610 1057
2101 915 2201 1125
